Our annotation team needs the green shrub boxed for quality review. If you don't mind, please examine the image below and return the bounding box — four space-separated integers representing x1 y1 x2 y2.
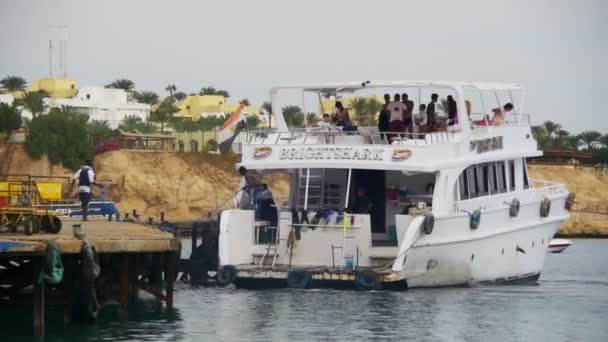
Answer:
26 108 93 170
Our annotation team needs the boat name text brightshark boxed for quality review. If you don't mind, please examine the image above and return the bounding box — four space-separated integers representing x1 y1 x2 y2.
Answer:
279 147 384 161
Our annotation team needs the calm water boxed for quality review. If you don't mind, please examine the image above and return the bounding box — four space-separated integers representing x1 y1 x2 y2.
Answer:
2 239 608 342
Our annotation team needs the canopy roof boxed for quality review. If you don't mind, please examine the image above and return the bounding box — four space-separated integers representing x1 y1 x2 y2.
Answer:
271 80 523 93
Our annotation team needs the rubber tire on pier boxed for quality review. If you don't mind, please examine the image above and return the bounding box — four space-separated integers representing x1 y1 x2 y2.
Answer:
565 193 576 211
286 270 312 289
540 197 551 218
23 215 39 236
217 265 237 286
354 270 379 291
41 216 62 234
469 210 482 230
509 199 521 218
422 214 434 235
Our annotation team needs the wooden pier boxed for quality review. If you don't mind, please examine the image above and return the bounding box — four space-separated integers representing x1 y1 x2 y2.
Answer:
0 217 179 336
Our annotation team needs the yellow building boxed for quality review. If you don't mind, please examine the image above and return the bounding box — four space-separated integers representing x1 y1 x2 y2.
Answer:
28 77 78 98
174 95 260 121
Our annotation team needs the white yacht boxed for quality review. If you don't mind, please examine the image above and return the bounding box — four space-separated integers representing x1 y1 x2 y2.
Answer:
216 81 572 290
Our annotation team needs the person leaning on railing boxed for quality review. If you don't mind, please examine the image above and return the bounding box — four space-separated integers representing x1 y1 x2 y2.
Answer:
490 103 514 126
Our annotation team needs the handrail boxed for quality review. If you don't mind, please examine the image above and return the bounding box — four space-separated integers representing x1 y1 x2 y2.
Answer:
244 129 458 147
453 180 568 213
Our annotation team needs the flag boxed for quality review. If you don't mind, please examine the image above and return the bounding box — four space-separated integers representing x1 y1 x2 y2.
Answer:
218 99 248 154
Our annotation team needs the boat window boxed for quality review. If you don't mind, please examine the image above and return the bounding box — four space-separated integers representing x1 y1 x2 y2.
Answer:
459 171 469 199
489 163 498 194
497 162 507 193
523 159 530 189
467 167 479 198
509 160 515 191
479 164 489 195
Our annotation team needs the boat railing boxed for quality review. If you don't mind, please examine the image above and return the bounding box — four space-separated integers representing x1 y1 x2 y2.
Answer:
453 178 568 213
244 128 457 147
469 113 531 127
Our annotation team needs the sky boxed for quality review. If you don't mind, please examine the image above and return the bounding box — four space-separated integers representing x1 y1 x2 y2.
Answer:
1 0 606 133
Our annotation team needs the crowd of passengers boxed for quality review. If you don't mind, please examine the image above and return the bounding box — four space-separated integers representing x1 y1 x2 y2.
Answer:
315 93 514 139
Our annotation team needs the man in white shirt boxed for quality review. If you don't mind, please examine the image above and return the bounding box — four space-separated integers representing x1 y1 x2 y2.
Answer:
387 94 408 139
70 160 102 221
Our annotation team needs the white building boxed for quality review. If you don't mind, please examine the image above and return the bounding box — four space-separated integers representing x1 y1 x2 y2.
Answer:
51 86 150 128
0 94 14 106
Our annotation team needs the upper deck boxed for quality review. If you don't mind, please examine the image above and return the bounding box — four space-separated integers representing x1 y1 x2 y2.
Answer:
241 118 539 172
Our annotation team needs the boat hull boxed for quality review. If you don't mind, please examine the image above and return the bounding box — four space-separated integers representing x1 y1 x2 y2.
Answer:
403 219 561 288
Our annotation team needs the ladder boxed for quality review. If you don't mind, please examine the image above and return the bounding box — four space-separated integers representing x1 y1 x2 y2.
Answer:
296 168 324 210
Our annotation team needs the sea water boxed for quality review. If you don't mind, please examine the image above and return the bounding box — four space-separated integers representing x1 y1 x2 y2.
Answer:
1 239 607 341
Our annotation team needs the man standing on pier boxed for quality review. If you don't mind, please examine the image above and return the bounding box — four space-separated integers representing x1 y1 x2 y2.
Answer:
70 160 102 221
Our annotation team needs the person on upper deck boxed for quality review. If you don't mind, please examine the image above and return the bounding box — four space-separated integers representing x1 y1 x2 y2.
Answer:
377 94 390 137
414 104 428 133
335 101 351 127
387 93 407 134
402 93 415 132
318 113 332 131
490 102 513 126
426 93 439 131
447 95 458 126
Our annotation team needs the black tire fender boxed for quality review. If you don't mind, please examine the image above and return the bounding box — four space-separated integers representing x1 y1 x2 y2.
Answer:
509 199 520 218
355 270 379 291
540 197 551 218
217 264 237 286
470 210 482 230
286 269 312 289
421 214 434 235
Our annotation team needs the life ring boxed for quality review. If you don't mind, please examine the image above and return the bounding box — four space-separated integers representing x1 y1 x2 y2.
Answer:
217 264 237 286
565 193 576 211
354 270 379 291
470 209 481 229
286 269 312 289
509 199 521 218
540 197 551 218
422 214 434 235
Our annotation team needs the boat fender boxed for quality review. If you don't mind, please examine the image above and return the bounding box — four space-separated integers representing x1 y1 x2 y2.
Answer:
354 270 379 291
39 242 64 285
509 199 521 218
73 242 100 322
565 193 576 211
470 210 482 230
540 197 551 218
421 214 434 235
217 264 237 286
286 270 312 289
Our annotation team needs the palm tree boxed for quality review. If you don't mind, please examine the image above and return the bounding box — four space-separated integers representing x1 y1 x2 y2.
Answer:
150 98 178 132
87 119 113 144
105 79 135 92
577 131 602 150
350 97 368 126
282 105 305 128
1 76 27 92
542 121 561 138
165 84 177 98
531 125 550 150
261 101 273 128
132 91 159 105
0 103 22 134
306 113 319 126
366 98 383 127
119 114 143 132
19 90 49 117
173 91 187 101
599 134 608 148
199 86 230 98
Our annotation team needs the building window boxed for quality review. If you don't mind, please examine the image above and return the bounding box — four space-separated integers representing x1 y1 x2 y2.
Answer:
178 141 184 152
190 140 199 153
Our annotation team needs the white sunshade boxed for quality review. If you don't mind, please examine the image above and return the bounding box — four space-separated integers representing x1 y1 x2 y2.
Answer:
271 80 524 93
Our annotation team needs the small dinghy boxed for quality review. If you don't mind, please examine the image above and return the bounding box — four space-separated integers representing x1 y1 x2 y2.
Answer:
548 239 572 253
